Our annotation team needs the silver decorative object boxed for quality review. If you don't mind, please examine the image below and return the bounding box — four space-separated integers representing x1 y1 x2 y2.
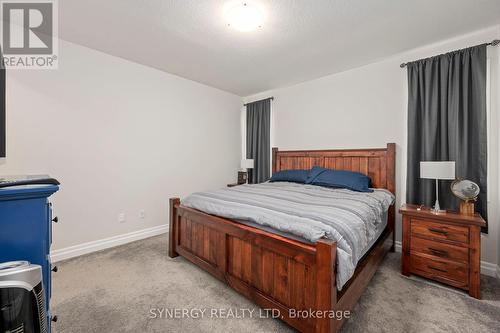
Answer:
450 179 480 202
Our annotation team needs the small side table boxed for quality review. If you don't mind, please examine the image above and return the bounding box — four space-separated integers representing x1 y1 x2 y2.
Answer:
399 204 486 299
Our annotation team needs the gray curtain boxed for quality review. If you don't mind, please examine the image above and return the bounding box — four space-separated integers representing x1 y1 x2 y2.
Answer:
246 98 271 184
406 44 488 230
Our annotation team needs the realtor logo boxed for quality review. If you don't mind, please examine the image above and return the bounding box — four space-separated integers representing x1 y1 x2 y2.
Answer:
1 0 58 69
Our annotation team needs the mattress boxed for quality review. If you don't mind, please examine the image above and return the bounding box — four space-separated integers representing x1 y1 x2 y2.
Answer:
182 182 394 289
237 210 388 259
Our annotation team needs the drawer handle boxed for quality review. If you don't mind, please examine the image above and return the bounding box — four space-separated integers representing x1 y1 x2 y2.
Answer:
428 265 447 273
428 228 448 235
429 248 448 257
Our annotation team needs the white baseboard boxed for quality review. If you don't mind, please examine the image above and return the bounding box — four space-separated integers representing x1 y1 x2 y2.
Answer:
395 240 402 253
481 261 499 278
393 240 498 278
50 228 500 280
50 224 168 262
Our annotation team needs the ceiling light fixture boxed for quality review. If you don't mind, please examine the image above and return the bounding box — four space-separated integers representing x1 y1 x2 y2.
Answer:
225 2 264 32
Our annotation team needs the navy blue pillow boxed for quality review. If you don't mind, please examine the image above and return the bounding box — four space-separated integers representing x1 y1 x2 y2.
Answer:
305 166 326 183
306 166 373 192
270 169 309 184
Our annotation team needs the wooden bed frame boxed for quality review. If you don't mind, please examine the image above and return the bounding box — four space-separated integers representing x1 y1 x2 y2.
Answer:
168 143 396 332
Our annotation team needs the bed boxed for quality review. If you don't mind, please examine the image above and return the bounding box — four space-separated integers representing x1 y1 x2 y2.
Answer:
168 143 396 333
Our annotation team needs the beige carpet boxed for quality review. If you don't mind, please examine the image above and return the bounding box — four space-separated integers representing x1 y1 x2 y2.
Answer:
52 234 500 332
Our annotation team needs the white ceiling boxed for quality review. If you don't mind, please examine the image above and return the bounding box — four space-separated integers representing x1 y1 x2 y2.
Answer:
59 0 500 96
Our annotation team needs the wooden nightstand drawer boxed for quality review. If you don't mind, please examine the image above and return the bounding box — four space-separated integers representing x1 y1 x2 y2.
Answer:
410 253 468 289
411 218 469 244
410 237 468 263
400 205 486 299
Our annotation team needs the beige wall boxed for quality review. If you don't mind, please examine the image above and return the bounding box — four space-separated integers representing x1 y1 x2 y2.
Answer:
0 40 242 250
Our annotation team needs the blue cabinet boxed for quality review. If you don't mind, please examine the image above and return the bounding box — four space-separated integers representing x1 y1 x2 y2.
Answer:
0 184 59 332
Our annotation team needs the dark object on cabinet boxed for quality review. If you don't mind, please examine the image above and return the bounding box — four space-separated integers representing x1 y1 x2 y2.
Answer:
0 175 60 188
237 171 248 184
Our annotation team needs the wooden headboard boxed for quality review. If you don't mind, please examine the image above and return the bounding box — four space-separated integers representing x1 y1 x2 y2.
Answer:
272 143 396 194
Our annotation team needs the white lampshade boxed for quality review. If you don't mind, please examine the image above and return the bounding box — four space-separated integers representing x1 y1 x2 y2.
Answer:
241 159 254 169
420 161 455 180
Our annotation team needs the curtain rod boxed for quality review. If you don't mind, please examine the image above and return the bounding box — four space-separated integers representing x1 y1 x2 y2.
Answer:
244 97 274 106
399 39 499 68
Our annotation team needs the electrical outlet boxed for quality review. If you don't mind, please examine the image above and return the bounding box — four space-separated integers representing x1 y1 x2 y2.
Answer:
139 210 145 219
118 213 126 223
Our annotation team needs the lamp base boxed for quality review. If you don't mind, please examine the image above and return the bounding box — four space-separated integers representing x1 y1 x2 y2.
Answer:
432 199 446 214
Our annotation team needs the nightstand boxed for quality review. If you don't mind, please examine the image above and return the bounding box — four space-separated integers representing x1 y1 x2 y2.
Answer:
399 204 486 299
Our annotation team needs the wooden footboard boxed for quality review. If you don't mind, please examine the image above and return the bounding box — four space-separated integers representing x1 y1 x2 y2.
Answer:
169 198 393 332
169 198 338 332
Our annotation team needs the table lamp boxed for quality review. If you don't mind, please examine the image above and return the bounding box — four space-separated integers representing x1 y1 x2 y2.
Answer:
420 161 455 213
239 159 254 184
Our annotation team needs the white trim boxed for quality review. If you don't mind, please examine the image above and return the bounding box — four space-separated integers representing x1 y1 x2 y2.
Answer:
481 261 499 277
395 240 402 252
486 58 491 202
241 105 247 163
50 224 168 262
394 241 498 277
270 99 274 175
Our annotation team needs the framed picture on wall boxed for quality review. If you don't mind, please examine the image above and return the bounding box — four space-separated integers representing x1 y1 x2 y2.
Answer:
0 45 4 158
